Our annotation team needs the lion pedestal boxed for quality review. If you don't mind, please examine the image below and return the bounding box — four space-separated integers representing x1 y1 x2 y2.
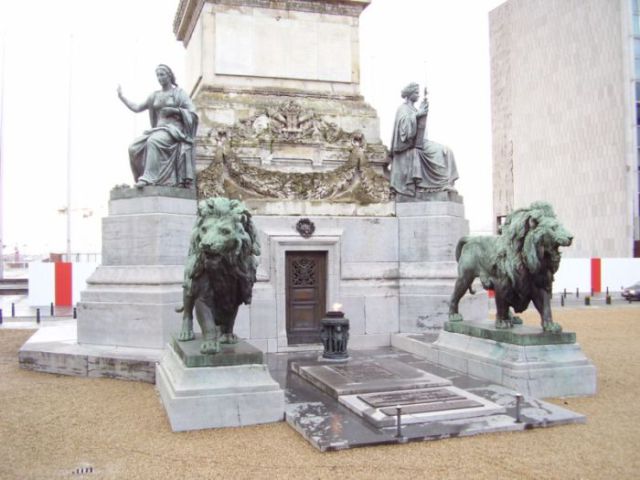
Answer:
156 336 284 431
393 320 597 398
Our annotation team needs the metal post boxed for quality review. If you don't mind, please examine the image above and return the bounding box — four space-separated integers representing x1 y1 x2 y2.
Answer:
395 405 403 440
576 288 579 298
73 307 77 319
560 295 565 307
515 393 523 423
11 302 14 317
36 308 40 324
0 308 3 324
50 302 54 317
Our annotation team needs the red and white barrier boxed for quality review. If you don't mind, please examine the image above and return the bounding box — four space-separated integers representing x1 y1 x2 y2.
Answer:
28 262 98 307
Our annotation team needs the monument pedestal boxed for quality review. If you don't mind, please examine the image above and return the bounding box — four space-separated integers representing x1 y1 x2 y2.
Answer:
19 187 197 382
392 320 597 398
396 198 488 332
77 187 197 350
156 336 285 431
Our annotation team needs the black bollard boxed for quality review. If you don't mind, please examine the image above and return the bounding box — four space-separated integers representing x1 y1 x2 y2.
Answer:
0 308 3 325
11 302 15 317
394 405 407 443
561 295 565 307
515 394 523 423
36 308 41 324
585 296 590 306
73 307 77 319
50 302 54 317
606 295 612 305
576 288 579 298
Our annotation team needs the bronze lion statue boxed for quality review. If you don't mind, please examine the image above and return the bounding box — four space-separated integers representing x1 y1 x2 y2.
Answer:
448 202 572 332
177 197 260 354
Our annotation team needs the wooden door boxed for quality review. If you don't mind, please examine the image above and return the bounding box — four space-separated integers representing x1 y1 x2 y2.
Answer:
286 251 327 344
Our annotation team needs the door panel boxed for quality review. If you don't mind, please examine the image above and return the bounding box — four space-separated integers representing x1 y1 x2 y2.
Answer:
286 251 327 344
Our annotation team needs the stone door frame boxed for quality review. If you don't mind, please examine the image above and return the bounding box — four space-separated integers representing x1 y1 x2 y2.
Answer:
264 232 341 351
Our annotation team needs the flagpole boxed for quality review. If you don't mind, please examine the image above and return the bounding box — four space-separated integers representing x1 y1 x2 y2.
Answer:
66 34 73 260
0 35 6 279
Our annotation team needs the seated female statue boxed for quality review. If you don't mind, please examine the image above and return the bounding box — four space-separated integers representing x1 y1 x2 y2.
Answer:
117 64 198 188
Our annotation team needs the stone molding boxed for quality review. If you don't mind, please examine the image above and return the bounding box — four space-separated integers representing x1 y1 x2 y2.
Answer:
175 0 370 43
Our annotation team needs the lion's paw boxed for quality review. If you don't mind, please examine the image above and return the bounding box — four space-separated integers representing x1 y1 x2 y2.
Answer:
495 319 513 330
509 315 523 325
200 339 221 354
220 333 239 344
448 313 464 323
543 322 563 334
177 329 195 342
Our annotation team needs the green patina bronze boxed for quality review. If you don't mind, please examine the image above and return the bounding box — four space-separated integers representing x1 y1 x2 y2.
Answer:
176 197 260 355
171 334 263 368
449 202 573 333
444 321 576 346
118 65 198 189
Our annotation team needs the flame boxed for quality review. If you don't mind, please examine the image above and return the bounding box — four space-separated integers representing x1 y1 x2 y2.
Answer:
332 303 343 311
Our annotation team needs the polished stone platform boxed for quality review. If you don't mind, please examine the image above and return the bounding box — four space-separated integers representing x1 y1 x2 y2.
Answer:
171 335 263 368
273 348 586 451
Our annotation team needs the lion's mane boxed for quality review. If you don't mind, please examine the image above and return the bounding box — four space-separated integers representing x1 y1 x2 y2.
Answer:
451 201 572 327
183 197 260 314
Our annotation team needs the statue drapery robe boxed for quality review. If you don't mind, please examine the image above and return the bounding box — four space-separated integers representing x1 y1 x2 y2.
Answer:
389 103 458 195
129 87 199 187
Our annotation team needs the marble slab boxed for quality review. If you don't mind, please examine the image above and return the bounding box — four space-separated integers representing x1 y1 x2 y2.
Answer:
291 358 451 398
274 348 586 452
340 386 505 427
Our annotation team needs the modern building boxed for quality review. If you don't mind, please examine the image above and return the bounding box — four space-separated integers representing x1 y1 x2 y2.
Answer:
490 0 640 257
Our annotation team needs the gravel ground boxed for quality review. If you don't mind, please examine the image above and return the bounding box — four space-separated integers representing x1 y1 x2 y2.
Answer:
1 307 639 479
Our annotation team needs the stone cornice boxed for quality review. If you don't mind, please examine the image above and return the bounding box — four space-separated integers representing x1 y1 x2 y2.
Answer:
174 0 371 43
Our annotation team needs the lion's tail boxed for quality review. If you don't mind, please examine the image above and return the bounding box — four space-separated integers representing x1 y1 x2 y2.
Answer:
455 236 469 262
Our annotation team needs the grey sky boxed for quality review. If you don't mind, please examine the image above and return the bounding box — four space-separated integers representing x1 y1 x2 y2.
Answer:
0 0 505 255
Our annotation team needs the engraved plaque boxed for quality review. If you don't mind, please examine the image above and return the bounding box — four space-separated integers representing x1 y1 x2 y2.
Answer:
358 388 483 416
292 359 451 398
330 363 396 383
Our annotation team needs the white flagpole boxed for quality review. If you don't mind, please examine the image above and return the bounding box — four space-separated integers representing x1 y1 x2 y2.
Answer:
0 34 6 279
66 34 73 260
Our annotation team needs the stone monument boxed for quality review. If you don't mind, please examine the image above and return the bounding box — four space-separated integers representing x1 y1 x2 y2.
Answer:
174 0 487 354
77 65 201 357
19 67 200 382
393 202 597 398
156 197 284 431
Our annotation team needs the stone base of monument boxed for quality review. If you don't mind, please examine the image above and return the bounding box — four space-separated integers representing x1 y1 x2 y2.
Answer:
283 348 586 451
392 321 597 398
19 187 197 382
292 358 505 428
156 335 285 431
18 321 160 383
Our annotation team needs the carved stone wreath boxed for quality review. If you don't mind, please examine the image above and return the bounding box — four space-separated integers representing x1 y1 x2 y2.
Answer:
296 218 316 239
